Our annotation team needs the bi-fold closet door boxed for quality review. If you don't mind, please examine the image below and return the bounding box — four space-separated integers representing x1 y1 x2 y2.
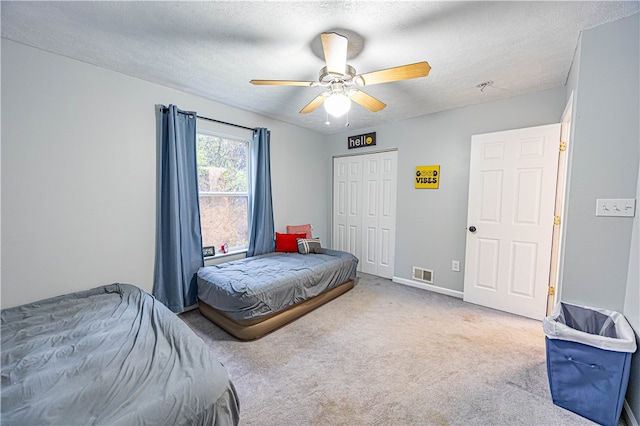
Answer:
332 151 397 278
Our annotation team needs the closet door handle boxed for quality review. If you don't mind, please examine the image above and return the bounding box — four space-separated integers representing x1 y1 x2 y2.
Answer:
468 226 477 233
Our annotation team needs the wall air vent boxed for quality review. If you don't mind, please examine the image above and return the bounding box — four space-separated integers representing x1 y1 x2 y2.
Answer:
412 267 433 284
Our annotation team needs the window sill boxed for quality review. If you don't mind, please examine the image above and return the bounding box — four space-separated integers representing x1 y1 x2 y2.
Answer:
204 249 247 266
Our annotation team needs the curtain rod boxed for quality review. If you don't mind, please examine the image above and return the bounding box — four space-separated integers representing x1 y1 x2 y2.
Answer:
163 107 256 131
194 114 256 132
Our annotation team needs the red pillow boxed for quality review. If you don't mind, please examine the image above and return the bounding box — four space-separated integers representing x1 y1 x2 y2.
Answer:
275 232 306 252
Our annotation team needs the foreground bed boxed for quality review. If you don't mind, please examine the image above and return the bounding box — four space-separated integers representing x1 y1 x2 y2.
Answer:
198 249 358 340
1 284 240 425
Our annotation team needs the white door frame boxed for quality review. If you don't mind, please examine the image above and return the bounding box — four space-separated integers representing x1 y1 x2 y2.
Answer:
549 93 574 313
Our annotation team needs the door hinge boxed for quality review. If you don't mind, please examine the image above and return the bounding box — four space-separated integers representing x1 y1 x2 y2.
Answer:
559 141 567 152
548 286 555 296
554 216 561 225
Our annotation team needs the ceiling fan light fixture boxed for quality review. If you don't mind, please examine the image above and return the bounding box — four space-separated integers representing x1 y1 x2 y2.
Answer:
251 31 430 120
324 93 351 117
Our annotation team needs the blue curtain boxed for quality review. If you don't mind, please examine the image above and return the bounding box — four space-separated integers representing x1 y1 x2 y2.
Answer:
247 127 275 256
153 105 204 313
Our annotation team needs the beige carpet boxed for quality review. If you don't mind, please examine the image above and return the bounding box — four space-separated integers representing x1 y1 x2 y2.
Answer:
181 273 600 426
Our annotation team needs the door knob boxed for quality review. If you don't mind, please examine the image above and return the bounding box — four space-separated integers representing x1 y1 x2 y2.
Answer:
468 226 477 233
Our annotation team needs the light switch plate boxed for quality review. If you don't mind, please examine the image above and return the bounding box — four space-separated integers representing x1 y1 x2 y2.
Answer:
596 199 636 217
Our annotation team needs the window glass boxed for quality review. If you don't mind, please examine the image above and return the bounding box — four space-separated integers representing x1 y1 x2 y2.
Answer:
196 132 250 252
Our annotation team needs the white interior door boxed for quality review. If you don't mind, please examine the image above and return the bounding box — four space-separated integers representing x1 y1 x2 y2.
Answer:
463 124 561 320
333 151 397 278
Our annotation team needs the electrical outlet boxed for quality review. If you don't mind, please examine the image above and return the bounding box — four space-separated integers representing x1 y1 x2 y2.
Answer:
596 199 636 217
452 260 460 272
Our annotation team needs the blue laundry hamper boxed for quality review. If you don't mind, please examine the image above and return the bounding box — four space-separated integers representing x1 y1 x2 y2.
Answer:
543 302 637 426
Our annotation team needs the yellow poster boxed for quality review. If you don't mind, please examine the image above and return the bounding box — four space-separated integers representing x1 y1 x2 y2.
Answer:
415 165 440 189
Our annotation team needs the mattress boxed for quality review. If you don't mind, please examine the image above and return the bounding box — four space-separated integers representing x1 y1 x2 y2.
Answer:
197 249 358 322
1 284 240 425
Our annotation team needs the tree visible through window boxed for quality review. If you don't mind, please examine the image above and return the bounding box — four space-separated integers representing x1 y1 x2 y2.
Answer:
196 132 249 253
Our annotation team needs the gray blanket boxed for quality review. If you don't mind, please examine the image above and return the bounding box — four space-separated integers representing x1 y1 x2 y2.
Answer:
1 284 239 425
198 249 358 321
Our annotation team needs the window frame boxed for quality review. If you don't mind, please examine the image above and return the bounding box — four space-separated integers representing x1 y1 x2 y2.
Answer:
196 129 251 256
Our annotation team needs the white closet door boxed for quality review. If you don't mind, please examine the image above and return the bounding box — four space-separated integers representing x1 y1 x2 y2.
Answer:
376 151 397 278
361 154 379 275
333 151 397 278
333 157 348 252
333 155 363 267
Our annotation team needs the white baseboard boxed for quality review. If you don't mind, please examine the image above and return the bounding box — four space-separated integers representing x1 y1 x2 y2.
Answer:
392 276 464 299
624 399 639 426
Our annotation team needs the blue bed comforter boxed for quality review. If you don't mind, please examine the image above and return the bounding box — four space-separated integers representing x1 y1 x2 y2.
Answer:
1 284 239 425
197 249 358 321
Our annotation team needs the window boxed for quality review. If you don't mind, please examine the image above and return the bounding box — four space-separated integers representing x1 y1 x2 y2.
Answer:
196 131 250 253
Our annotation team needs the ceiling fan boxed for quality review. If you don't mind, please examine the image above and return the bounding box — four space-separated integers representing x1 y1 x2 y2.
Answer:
250 32 431 118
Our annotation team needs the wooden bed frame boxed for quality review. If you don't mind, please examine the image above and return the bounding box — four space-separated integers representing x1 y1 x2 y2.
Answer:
198 279 355 340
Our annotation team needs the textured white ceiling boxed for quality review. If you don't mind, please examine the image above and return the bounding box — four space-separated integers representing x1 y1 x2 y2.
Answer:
2 1 638 134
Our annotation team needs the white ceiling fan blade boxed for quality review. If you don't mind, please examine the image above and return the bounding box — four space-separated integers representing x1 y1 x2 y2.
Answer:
357 62 431 85
250 80 315 86
321 32 348 77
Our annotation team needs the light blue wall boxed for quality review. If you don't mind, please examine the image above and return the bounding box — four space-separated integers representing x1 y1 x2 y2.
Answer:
562 13 639 423
561 13 639 312
1 39 327 308
324 88 565 293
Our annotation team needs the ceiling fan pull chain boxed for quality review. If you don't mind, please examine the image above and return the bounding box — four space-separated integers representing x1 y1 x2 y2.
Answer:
345 110 350 127
325 111 330 126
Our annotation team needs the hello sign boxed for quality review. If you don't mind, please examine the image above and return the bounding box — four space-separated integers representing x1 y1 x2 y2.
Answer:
347 132 376 149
